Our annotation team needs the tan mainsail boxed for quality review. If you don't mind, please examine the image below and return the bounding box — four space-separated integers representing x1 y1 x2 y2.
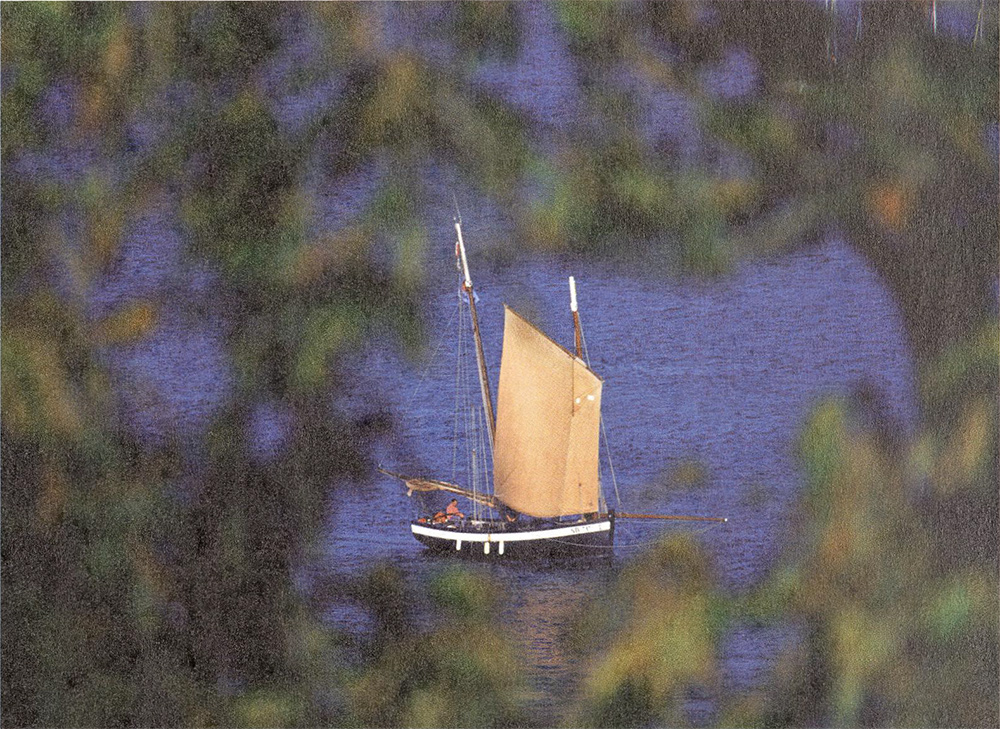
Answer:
493 306 603 517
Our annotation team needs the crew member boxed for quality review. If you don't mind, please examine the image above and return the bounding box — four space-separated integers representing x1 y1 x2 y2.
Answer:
445 498 464 520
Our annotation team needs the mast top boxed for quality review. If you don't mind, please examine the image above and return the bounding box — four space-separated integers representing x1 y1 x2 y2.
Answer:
569 276 578 312
455 220 473 290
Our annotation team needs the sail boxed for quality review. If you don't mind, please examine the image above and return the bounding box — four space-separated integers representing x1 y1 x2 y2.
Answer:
493 306 603 517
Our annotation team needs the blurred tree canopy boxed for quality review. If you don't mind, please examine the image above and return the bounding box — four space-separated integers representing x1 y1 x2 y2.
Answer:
2 2 996 727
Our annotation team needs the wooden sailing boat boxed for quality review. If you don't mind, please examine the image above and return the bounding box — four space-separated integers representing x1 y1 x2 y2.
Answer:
380 218 725 559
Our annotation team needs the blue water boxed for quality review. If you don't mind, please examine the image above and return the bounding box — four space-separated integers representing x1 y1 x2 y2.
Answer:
24 2 933 722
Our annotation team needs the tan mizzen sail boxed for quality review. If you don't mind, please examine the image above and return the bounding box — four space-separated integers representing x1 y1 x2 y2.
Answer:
493 306 603 518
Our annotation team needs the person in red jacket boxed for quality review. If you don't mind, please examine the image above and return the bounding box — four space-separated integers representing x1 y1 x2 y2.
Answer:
445 499 464 520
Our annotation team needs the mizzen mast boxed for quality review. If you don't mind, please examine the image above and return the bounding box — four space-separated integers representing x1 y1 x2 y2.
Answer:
455 219 496 452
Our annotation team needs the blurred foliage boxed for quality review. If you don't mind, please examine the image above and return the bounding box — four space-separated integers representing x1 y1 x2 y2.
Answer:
2 2 997 728
346 565 527 728
728 323 998 727
567 537 726 727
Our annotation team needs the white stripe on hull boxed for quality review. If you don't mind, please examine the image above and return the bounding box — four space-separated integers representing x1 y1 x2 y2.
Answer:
411 519 610 544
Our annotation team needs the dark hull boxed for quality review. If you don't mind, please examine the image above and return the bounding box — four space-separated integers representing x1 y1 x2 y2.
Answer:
411 516 614 560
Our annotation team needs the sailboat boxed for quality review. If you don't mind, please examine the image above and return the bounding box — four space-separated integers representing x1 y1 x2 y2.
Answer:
380 218 725 559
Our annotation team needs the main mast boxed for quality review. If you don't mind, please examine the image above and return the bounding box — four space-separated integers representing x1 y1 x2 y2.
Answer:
455 219 496 452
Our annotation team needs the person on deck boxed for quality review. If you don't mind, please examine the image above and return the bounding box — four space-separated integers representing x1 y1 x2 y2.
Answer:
445 499 464 520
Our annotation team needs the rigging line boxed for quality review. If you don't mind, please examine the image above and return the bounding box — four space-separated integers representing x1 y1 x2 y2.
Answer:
482 362 496 498
474 297 496 465
463 331 475 496
476 416 490 519
476 332 493 496
480 408 490 515
452 289 465 483
471 406 479 520
457 279 480 500
464 310 481 502
475 403 487 520
458 284 496 464
601 396 623 508
480 405 489 491
471 407 480 501
579 320 623 509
